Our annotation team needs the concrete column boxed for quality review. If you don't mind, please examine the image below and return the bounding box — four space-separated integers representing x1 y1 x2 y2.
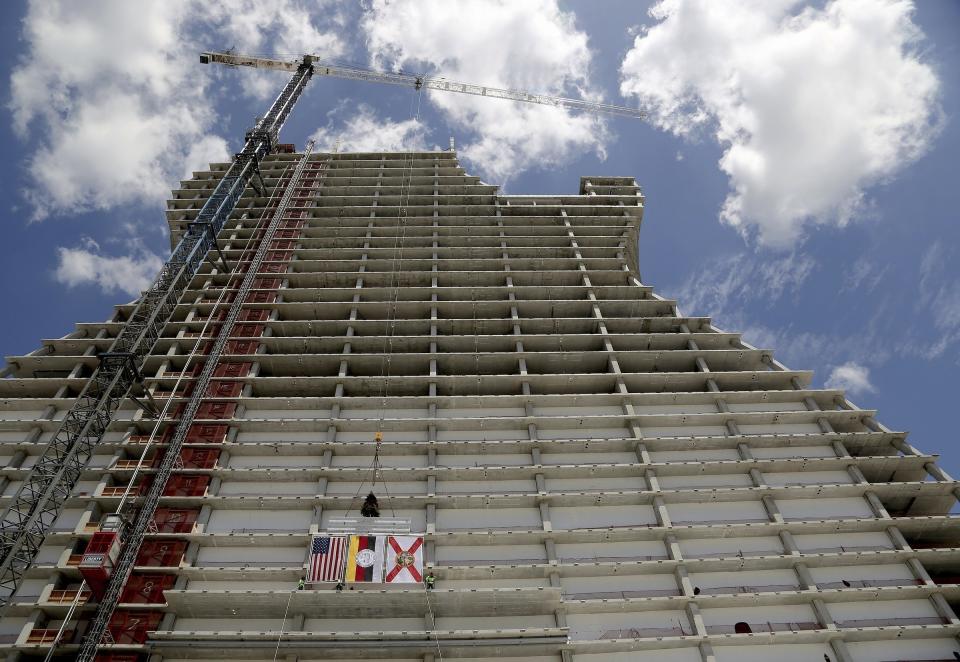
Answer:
794 563 816 589
539 502 553 532
426 504 436 534
652 496 671 527
664 534 682 560
761 495 784 523
886 526 911 550
864 491 890 518
812 597 837 629
685 603 707 636
907 557 934 584
159 612 177 630
931 593 960 623
675 566 694 596
780 530 801 555
699 641 717 662
829 639 854 662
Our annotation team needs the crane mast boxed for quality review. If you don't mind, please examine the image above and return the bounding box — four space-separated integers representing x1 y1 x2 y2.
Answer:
0 56 314 609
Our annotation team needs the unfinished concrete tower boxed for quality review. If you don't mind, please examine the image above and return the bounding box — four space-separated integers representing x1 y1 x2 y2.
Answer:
1 148 959 662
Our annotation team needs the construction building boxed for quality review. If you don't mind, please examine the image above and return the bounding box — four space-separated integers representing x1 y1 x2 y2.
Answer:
0 54 960 662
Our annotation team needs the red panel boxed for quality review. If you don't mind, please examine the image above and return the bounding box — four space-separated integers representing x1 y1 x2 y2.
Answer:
258 263 286 274
151 508 198 533
252 277 281 289
213 362 251 378
163 475 210 497
94 654 141 662
265 251 294 261
120 574 175 604
179 448 220 469
196 402 236 419
233 324 265 338
136 540 186 567
274 229 300 239
226 339 260 353
185 423 229 443
205 381 243 398
107 611 163 644
244 291 276 305
238 309 269 322
270 240 297 250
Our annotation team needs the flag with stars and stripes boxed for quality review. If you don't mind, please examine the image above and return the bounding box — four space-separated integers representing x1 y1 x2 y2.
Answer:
307 535 346 582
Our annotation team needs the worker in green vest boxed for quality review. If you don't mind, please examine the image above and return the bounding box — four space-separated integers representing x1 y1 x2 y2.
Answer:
425 572 436 590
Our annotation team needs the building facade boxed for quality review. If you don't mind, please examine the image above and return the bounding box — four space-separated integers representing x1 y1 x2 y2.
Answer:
0 149 959 662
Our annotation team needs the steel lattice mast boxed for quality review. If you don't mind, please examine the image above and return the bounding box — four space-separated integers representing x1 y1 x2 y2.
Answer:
0 56 314 609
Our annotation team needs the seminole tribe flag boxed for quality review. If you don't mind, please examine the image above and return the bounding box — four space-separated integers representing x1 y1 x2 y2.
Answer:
307 535 347 582
346 535 385 583
384 535 424 584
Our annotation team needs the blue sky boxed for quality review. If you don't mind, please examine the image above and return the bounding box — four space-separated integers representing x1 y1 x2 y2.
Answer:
1 1 959 468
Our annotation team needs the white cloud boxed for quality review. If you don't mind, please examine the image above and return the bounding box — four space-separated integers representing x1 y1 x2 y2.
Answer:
182 136 231 180
620 0 942 246
673 251 816 320
362 0 607 183
915 240 960 358
825 361 876 395
10 0 343 220
309 104 427 153
54 238 163 297
204 1 346 99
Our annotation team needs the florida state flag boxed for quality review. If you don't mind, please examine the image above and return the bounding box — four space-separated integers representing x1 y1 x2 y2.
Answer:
384 535 424 584
345 535 385 583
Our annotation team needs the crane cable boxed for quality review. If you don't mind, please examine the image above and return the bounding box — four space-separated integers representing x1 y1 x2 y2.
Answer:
344 80 423 519
43 163 297 660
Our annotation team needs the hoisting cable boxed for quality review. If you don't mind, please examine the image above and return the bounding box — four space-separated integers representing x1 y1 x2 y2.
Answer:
44 163 299 661
344 80 423 519
272 586 296 661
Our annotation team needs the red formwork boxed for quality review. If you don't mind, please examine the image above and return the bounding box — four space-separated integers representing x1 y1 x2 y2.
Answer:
273 229 299 239
178 448 220 469
213 362 251 377
244 291 276 305
162 475 210 497
233 324 265 338
252 277 282 289
205 381 243 398
107 611 163 644
238 309 269 322
120 574 175 604
94 654 141 662
151 508 198 534
185 423 229 444
135 540 186 567
258 262 286 274
195 402 236 420
265 250 294 262
226 338 261 353
270 240 297 250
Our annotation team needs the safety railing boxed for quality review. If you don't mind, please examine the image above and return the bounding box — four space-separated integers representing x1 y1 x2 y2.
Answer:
705 621 820 634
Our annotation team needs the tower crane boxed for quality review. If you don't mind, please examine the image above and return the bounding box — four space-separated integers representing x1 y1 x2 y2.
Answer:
0 50 646 659
201 51 647 119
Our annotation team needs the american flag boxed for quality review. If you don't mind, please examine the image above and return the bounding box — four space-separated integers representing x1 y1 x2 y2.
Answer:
307 536 346 582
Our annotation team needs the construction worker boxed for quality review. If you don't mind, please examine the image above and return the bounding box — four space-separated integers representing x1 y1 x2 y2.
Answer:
335 581 344 593
298 578 305 590
425 572 436 590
